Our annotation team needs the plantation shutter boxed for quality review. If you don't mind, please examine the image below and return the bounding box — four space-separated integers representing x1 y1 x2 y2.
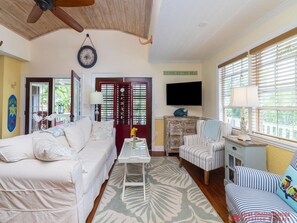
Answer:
218 53 249 126
100 83 115 121
250 28 297 139
132 83 147 125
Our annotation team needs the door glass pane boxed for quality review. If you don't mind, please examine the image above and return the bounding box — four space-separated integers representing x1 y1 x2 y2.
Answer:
54 79 71 125
229 154 234 168
30 82 49 133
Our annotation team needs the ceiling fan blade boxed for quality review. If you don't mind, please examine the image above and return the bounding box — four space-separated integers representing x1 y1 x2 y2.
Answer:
27 4 43 23
54 0 94 7
51 7 83 32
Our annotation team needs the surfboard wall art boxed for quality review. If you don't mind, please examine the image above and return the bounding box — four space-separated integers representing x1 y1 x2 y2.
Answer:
8 95 17 132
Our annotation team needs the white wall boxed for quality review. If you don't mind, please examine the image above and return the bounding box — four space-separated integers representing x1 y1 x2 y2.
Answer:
202 1 297 119
0 25 31 61
21 29 202 135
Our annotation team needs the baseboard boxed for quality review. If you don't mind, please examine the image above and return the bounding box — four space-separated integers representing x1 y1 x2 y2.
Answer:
152 146 164 151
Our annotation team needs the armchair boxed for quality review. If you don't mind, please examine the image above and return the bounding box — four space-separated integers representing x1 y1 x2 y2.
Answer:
225 151 297 223
179 120 232 185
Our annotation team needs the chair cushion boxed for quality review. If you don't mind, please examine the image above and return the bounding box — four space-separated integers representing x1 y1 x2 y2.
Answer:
226 183 296 222
276 165 297 212
179 145 213 171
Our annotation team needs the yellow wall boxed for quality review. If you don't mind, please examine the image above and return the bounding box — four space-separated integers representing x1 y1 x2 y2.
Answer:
155 119 164 146
0 57 4 136
0 56 22 139
267 145 294 175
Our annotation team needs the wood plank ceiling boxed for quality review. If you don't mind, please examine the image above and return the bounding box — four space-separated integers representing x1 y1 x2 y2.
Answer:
0 0 153 40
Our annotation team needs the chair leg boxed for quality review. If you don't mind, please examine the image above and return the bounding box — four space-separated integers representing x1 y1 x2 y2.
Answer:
204 170 209 185
179 158 183 168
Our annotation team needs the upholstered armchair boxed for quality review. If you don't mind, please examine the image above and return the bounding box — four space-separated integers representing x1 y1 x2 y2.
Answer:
225 151 297 223
179 120 232 185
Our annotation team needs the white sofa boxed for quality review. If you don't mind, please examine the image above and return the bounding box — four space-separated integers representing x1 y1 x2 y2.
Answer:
0 117 117 223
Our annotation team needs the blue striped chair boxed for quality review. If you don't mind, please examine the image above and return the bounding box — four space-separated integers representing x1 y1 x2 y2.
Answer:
179 120 232 185
225 152 297 223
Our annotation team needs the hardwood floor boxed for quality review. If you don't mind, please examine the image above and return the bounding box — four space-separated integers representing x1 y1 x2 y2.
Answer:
86 151 228 223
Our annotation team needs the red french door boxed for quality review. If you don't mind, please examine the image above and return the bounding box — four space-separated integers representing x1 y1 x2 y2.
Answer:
96 78 152 154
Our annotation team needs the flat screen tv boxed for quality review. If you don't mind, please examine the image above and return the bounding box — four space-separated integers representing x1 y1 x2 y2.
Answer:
166 81 202 106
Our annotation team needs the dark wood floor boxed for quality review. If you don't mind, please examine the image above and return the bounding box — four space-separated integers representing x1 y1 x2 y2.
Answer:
86 151 228 223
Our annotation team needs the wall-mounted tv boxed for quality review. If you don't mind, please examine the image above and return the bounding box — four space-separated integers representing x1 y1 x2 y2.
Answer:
166 81 202 106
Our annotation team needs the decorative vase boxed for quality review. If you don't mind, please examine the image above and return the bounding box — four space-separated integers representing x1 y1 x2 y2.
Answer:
130 136 136 149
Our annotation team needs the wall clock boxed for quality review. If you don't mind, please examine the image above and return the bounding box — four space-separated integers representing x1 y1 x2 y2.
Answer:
77 45 97 68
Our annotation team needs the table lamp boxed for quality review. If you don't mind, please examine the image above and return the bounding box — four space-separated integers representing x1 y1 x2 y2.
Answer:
90 91 103 121
229 86 260 141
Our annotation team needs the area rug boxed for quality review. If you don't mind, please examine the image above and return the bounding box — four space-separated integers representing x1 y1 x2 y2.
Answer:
92 157 223 223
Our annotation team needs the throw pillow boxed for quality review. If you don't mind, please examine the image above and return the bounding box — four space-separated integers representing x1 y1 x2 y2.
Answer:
63 124 86 152
91 120 114 140
33 137 77 161
0 134 36 162
38 126 69 147
276 165 297 212
77 116 92 143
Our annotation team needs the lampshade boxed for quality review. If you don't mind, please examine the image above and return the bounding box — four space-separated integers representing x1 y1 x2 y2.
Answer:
90 92 103 105
229 86 260 108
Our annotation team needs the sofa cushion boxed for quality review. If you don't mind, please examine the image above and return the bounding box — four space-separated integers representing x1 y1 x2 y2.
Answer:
64 124 86 153
226 183 295 222
0 134 35 162
276 165 297 212
78 140 112 193
91 120 114 140
77 117 92 143
33 136 77 162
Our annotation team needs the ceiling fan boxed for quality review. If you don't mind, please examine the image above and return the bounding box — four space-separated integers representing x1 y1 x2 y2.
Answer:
27 0 95 32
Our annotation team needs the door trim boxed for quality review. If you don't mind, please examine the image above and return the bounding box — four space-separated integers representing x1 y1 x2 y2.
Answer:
25 78 53 134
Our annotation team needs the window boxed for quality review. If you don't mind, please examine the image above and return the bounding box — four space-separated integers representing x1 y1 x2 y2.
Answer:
219 53 249 128
219 27 297 141
250 28 297 141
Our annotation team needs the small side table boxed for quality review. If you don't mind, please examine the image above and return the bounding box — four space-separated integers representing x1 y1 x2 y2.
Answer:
118 138 151 201
224 136 267 185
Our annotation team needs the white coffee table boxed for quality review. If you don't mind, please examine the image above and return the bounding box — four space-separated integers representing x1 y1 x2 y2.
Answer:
118 138 151 201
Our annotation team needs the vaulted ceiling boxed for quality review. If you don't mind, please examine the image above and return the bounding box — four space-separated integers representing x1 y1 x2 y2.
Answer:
0 0 295 62
0 0 152 40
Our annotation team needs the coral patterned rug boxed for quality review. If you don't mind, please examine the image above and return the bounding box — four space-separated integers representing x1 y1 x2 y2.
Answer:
92 157 223 223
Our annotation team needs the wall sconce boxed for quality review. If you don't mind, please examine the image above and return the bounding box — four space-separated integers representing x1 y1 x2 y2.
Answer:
11 82 17 89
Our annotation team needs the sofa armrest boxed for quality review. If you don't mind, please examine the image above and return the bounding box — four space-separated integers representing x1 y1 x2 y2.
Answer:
235 166 282 193
183 134 201 146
